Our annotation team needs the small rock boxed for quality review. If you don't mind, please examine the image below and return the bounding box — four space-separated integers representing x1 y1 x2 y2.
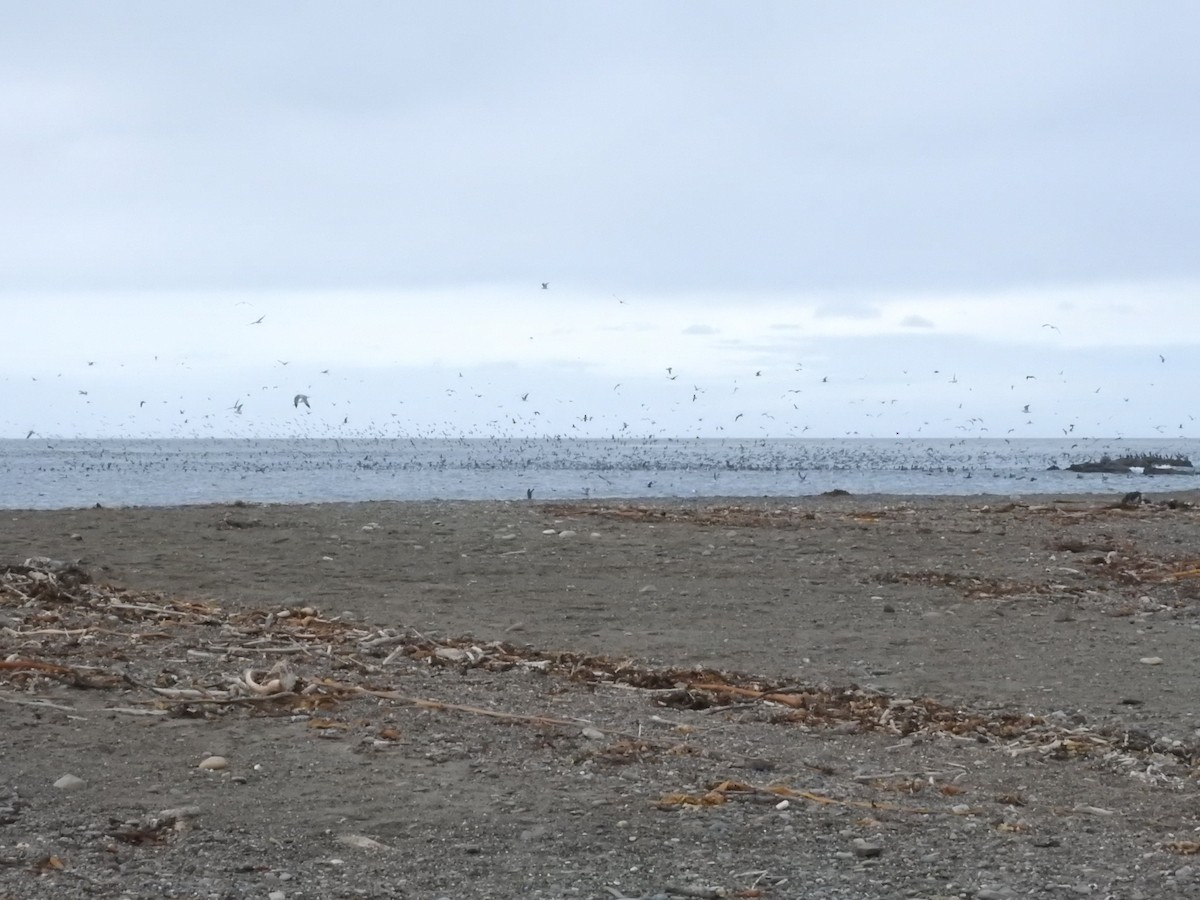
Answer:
157 805 202 821
53 774 85 791
268 892 286 900
198 756 228 771
557 530 577 538
850 837 882 858
581 727 605 741
337 833 387 850
1140 657 1164 666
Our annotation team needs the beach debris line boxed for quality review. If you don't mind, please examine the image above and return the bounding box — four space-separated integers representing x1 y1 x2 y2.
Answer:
3 559 1197 785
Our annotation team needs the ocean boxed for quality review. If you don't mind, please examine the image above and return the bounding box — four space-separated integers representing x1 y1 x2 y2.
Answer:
2 437 1197 510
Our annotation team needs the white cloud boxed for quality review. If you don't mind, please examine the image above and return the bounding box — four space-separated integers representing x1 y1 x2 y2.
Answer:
814 302 881 320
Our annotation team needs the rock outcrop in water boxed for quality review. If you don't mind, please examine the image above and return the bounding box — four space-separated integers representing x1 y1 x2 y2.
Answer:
1064 454 1195 475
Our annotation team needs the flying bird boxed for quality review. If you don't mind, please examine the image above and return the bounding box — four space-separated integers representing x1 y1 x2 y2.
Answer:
541 282 549 290
1041 323 1060 333
249 316 265 325
294 394 310 409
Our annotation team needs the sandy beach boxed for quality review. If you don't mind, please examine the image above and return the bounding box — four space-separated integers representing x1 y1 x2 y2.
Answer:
4 491 1200 898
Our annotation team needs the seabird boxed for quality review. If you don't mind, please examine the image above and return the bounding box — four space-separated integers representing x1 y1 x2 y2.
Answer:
541 282 549 290
249 316 265 325
294 394 310 409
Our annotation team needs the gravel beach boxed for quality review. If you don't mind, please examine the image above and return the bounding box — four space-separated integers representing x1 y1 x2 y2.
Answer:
4 491 1200 899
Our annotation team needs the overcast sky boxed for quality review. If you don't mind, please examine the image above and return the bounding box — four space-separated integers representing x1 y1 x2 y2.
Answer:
3 3 1198 440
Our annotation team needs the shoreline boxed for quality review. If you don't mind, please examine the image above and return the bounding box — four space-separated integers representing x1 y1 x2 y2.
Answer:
5 485 1200 514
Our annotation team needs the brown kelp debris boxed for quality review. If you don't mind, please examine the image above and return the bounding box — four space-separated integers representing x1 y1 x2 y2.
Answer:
539 502 822 527
2 559 1194 774
1045 540 1200 586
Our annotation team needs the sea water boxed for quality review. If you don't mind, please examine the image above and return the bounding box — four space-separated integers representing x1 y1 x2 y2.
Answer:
2 437 1198 510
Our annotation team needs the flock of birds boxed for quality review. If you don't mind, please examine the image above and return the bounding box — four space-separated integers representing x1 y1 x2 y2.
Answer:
7 290 1192 445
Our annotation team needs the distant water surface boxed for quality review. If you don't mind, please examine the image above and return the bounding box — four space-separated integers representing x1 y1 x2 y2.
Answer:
2 437 1198 510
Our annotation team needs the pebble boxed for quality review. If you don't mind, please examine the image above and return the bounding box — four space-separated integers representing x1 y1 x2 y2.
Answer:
268 892 286 900
851 837 882 858
198 756 228 771
558 530 577 538
337 833 387 850
1140 657 1164 665
53 774 85 790
581 727 605 741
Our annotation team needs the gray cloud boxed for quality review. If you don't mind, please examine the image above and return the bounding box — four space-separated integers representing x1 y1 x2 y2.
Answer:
0 4 1197 294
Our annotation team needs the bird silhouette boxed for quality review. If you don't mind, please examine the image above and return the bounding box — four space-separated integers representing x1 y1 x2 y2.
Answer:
541 282 549 290
294 394 310 409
